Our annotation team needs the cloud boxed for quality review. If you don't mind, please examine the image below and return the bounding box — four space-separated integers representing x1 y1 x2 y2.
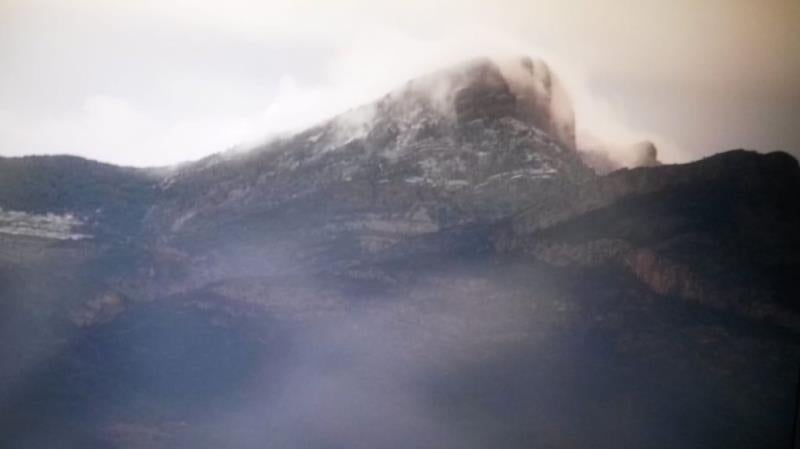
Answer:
1 0 798 166
0 96 255 166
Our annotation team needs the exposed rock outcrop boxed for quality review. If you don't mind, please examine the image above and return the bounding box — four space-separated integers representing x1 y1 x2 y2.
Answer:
495 150 800 330
70 292 127 327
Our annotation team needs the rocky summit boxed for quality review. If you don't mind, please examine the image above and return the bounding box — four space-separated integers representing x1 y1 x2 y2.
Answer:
1 57 799 449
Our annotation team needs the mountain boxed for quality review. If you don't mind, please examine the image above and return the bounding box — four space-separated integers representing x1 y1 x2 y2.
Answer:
145 57 588 280
1 57 799 449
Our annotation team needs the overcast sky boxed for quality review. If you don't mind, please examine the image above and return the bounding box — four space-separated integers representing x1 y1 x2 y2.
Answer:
1 0 798 166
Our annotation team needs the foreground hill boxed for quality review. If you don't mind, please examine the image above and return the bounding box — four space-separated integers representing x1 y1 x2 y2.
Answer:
1 57 798 449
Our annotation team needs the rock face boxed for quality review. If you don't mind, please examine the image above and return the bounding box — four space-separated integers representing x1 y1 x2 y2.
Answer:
1 58 799 449
629 140 660 167
448 57 576 148
578 140 661 174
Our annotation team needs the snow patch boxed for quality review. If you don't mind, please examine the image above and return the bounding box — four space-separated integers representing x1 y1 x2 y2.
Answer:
0 208 91 240
477 166 559 188
323 103 377 154
445 179 470 189
171 210 198 232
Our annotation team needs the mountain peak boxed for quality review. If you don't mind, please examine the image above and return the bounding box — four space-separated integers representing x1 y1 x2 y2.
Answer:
386 57 576 149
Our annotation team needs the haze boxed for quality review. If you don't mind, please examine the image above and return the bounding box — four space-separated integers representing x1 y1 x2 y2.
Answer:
1 0 798 166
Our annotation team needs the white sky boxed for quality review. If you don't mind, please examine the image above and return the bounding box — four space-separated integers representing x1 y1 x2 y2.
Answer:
1 0 798 166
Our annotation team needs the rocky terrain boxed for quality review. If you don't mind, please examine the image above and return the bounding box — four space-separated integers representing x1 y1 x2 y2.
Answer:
1 57 798 449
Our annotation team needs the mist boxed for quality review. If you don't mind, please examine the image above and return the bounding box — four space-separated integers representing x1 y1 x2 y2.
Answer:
6 244 754 449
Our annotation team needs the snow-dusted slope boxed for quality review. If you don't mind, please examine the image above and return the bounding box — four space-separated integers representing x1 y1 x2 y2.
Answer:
0 208 89 240
148 57 592 276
